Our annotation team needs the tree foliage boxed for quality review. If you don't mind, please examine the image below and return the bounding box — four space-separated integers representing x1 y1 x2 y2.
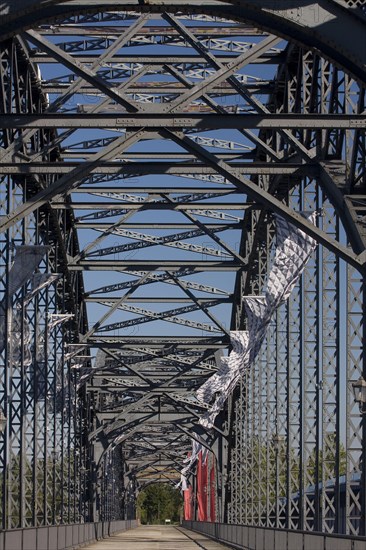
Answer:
137 482 182 524
306 434 347 481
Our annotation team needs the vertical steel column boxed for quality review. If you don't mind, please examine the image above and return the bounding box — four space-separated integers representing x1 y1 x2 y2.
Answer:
321 200 341 534
301 180 320 532
346 266 365 535
287 189 302 531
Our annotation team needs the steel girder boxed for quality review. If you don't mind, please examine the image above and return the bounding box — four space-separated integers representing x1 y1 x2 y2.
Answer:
2 113 366 128
1 1 366 83
0 1 365 537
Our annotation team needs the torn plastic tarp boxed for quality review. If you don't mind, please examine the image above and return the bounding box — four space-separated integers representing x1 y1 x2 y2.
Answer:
48 313 74 330
8 246 49 298
23 273 60 306
197 212 318 429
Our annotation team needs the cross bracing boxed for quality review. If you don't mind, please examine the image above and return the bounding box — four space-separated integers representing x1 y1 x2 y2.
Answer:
0 0 365 543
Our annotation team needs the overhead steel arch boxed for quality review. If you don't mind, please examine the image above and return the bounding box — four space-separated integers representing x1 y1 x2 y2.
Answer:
1 1 366 84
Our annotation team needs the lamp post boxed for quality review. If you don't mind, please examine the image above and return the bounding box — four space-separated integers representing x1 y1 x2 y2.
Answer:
352 377 366 413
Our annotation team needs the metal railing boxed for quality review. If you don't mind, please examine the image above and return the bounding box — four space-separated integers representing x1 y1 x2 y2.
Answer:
0 519 137 550
182 520 366 550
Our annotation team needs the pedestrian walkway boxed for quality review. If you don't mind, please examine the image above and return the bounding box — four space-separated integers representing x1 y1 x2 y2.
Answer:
81 525 232 549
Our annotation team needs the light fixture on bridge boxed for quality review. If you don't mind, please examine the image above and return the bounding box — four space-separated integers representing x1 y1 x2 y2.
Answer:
352 376 366 413
0 408 6 433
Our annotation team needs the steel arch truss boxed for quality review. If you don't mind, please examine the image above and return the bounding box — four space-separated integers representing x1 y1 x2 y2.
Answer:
0 2 365 538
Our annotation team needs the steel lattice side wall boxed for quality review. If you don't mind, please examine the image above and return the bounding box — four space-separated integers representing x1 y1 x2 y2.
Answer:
0 37 90 529
227 46 366 535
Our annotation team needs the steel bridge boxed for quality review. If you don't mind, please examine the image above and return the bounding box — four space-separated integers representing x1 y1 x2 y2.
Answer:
0 1 366 549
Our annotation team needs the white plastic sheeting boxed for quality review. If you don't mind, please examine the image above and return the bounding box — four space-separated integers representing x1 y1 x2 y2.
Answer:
179 440 209 490
266 212 317 309
48 313 74 330
8 246 49 297
196 213 318 429
10 309 32 367
76 349 106 389
198 331 249 429
23 273 60 306
0 246 49 354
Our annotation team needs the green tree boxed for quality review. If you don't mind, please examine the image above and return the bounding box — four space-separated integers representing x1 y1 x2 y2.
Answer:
137 483 182 524
306 435 347 481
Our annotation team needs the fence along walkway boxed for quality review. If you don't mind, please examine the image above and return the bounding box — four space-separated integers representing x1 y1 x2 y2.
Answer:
81 525 231 549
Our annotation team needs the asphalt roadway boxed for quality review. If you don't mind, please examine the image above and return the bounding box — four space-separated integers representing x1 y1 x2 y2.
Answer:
81 525 232 549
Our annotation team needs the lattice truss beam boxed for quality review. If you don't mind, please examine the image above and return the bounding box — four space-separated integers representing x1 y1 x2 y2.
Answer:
0 2 365 533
